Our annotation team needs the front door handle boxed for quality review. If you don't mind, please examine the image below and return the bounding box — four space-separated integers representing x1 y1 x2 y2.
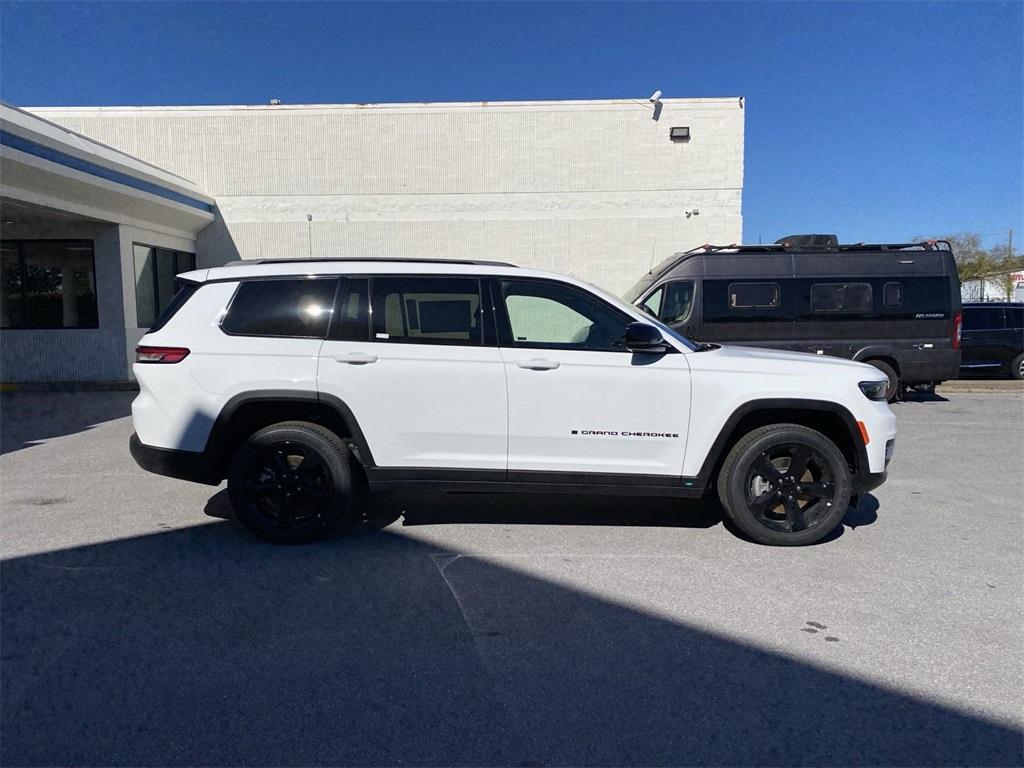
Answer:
332 352 378 365
515 358 560 371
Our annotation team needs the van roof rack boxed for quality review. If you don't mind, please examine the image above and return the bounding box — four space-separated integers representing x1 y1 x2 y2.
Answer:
222 257 518 268
680 239 952 256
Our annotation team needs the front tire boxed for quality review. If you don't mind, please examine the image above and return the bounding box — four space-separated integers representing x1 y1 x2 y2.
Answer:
1011 352 1024 381
716 424 852 546
228 421 355 543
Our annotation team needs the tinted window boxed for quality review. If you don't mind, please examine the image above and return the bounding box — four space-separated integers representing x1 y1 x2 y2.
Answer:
962 307 1005 331
662 281 694 324
134 244 195 328
811 282 873 313
883 282 903 307
1006 307 1024 329
1 240 98 329
371 276 483 345
331 278 369 341
729 282 779 309
500 279 629 351
222 279 337 338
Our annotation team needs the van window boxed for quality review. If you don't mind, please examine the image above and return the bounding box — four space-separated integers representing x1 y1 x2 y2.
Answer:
962 307 1005 331
883 282 903 308
221 278 338 338
371 276 483 346
729 282 779 309
640 286 663 318
811 283 873 313
662 281 694 324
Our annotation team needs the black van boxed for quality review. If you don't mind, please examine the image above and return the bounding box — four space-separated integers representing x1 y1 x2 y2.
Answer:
624 236 961 401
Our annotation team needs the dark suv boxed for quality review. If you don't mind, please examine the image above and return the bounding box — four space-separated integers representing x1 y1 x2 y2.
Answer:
960 302 1024 379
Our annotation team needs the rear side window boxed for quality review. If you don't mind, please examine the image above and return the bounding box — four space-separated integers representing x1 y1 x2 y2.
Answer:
221 278 338 338
962 307 1005 331
371 276 483 346
729 282 779 309
148 282 198 333
811 282 873 313
331 278 370 341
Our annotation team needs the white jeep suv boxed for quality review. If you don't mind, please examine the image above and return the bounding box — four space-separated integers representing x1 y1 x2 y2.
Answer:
130 258 896 546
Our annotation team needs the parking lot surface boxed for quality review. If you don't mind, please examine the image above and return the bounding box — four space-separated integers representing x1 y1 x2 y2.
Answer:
2 390 1022 766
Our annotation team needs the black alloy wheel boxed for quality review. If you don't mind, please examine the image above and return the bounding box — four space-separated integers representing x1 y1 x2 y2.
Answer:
228 421 354 543
717 423 852 546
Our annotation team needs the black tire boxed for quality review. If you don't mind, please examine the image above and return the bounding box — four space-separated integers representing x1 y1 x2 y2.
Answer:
1011 352 1024 381
866 359 900 402
228 421 355 543
716 423 852 546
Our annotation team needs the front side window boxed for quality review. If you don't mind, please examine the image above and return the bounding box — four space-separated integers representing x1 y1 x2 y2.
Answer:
134 244 196 328
500 279 629 351
221 278 337 338
371 276 483 346
729 282 779 309
661 281 695 324
811 282 873 314
1 240 98 329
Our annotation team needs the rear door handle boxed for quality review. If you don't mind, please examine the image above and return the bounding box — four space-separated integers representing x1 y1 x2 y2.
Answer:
515 358 560 371
332 352 378 365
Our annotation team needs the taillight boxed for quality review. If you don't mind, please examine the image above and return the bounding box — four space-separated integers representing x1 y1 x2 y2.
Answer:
952 310 962 350
135 346 190 364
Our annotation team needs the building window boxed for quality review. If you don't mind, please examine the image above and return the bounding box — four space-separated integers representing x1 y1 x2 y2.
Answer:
1 240 98 329
221 278 338 338
811 282 873 313
133 244 196 328
729 282 780 309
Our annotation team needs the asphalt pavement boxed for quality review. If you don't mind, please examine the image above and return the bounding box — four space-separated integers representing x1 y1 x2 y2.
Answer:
1 390 1022 766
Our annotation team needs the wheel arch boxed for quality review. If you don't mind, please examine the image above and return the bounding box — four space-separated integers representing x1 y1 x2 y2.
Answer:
205 390 376 482
696 399 868 488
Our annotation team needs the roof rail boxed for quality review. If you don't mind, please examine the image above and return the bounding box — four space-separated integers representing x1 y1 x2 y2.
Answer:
679 240 952 256
222 257 518 268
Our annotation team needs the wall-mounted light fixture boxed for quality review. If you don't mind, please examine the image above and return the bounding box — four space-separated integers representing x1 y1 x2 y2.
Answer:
669 126 691 142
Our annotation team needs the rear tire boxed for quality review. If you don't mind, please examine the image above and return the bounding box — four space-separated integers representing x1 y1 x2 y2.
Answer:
228 421 355 543
1011 352 1024 381
866 359 900 402
716 424 852 546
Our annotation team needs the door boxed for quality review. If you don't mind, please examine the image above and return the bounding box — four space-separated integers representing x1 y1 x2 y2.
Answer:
495 277 691 477
317 276 507 470
961 306 1007 371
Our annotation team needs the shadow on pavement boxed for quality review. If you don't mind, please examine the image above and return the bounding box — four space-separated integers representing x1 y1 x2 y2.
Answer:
3 522 1019 766
0 391 134 454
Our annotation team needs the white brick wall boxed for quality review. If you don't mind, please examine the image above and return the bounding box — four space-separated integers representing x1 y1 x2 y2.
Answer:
33 98 744 295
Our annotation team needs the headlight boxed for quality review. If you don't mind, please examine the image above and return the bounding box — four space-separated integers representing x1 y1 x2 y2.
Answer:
858 380 888 401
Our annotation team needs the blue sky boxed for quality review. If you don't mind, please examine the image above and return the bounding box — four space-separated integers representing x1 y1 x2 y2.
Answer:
1 1 1021 249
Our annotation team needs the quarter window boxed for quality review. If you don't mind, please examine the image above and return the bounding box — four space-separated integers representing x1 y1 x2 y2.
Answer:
811 282 873 313
371 277 484 346
221 279 337 338
729 282 779 309
133 244 196 328
1 240 98 329
500 279 629 351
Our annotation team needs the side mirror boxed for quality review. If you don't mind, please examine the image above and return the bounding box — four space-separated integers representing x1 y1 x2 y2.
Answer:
625 322 670 354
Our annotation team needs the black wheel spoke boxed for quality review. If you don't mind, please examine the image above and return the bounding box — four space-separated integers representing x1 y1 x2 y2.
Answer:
296 454 325 479
300 483 331 500
796 481 832 502
276 494 296 529
753 454 783 482
784 497 806 532
245 480 277 497
273 450 291 475
749 489 781 516
787 446 813 480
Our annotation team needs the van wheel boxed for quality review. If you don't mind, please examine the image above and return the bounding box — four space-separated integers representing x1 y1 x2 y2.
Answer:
717 424 852 546
1012 352 1024 381
866 360 900 402
228 421 354 543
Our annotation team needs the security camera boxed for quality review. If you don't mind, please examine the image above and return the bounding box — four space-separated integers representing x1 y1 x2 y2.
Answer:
649 90 662 103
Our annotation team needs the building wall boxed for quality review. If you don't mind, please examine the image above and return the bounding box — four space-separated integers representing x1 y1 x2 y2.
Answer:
35 99 744 295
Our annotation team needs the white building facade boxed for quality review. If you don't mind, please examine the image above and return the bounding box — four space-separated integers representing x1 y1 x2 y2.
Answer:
2 98 744 383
